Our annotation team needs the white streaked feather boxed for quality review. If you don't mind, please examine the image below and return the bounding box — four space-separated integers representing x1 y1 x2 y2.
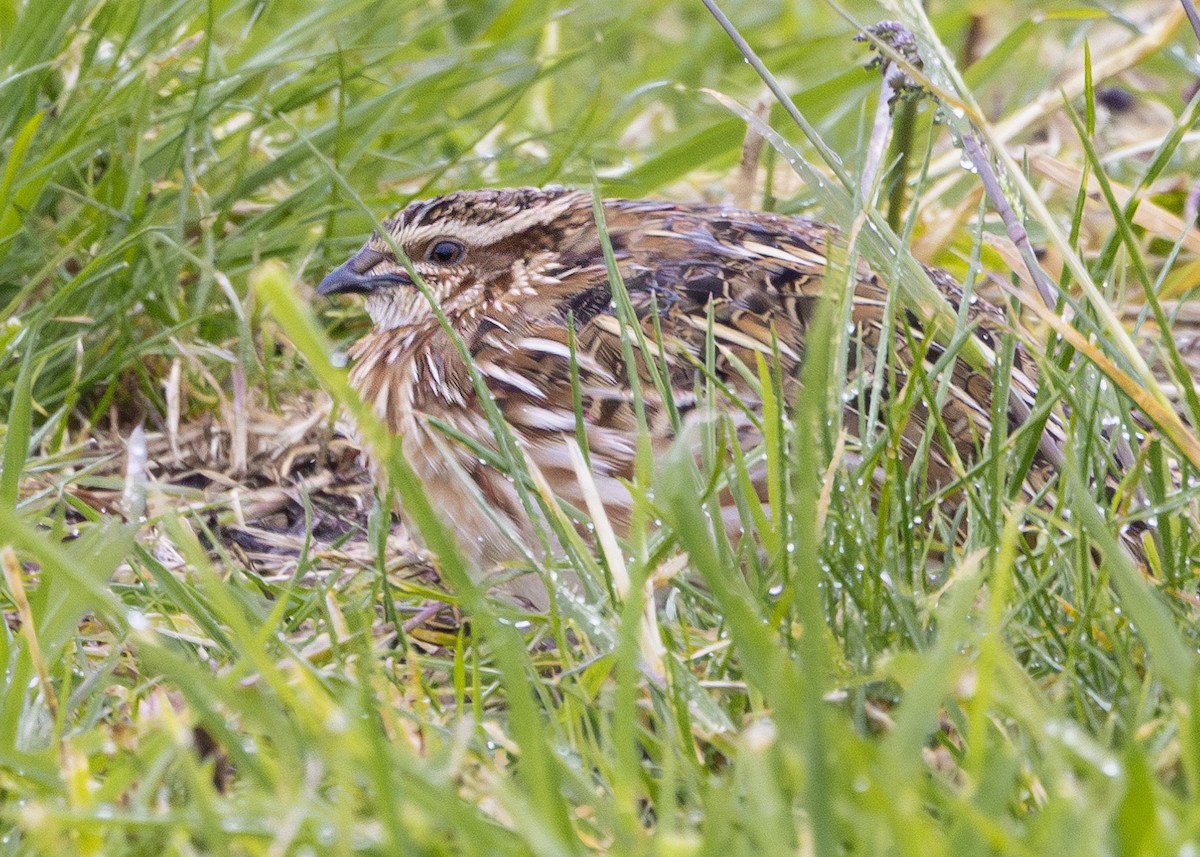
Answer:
475 361 546 399
506 403 576 431
679 314 800 360
740 239 827 267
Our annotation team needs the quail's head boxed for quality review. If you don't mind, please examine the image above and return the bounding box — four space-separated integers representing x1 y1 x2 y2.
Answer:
317 187 593 331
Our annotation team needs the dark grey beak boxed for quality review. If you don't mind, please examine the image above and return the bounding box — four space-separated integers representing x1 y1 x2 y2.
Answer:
317 248 412 296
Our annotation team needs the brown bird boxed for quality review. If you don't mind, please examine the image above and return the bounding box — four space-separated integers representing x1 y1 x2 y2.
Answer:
318 187 1064 596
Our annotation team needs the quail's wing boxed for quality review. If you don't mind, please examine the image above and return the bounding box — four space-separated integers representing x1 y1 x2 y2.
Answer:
608 203 1061 486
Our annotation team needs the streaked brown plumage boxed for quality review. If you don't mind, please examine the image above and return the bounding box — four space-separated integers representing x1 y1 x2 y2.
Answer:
318 187 1065 586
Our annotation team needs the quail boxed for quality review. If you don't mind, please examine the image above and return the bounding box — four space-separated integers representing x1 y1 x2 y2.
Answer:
318 187 1066 593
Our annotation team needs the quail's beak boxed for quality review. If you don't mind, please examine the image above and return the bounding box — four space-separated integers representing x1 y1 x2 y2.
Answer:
317 248 413 296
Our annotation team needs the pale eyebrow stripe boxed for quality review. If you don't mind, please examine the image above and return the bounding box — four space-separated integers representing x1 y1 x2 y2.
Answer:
390 193 587 247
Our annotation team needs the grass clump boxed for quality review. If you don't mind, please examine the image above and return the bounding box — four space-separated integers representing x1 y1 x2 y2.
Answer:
2 1 1200 855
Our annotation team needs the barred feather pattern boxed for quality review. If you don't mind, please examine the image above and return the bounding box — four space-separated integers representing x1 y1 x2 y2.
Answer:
321 187 1068 585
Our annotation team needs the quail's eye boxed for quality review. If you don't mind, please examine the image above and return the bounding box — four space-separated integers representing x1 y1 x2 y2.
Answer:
426 239 466 265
